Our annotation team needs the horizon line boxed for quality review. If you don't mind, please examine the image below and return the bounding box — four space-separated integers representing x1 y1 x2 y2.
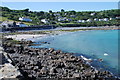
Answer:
1 6 118 12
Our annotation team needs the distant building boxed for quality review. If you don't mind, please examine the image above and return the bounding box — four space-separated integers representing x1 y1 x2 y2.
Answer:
64 13 67 15
19 17 32 22
66 19 72 22
77 20 86 23
109 18 115 20
41 19 49 24
70 15 76 18
109 18 113 20
86 19 92 22
77 20 82 23
116 16 120 19
103 18 109 21
81 20 85 23
16 22 27 27
99 19 104 21
94 18 99 21
58 17 66 21
90 13 95 16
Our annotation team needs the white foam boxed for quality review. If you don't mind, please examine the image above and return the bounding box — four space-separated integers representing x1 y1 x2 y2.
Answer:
104 53 108 56
81 55 92 61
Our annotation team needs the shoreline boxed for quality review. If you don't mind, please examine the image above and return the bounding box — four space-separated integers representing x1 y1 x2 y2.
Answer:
3 26 119 41
1 28 120 79
5 34 47 41
1 37 118 79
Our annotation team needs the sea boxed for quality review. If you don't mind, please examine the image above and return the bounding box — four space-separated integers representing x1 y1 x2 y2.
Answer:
31 30 119 77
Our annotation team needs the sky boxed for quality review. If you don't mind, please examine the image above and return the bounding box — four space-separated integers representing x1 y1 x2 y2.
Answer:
1 2 119 12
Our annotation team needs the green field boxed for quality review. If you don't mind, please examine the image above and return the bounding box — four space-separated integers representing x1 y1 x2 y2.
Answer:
0 16 35 25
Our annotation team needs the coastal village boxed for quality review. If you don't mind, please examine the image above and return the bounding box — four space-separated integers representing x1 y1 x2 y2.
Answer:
0 6 120 29
1 16 119 28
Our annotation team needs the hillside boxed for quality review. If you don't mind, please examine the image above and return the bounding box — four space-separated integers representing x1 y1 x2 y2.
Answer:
0 17 35 25
0 6 120 27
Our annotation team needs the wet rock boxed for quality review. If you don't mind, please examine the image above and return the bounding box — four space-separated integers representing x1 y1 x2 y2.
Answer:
41 42 47 44
73 73 80 78
49 48 54 53
52 51 58 55
49 67 57 74
40 66 48 74
56 62 65 68
2 38 117 79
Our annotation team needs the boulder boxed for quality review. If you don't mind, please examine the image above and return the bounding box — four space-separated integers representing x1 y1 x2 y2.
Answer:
49 67 57 74
49 48 54 53
73 73 80 78
40 66 48 74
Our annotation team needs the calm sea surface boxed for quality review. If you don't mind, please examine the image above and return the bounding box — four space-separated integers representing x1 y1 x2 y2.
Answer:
31 30 119 76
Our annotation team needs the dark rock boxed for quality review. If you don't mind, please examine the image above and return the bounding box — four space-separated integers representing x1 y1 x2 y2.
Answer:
41 42 47 44
49 48 54 53
40 66 48 74
2 38 117 79
56 62 65 68
52 51 58 55
49 67 57 74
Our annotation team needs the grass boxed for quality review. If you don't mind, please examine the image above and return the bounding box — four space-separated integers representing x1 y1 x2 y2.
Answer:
0 17 11 21
0 17 35 25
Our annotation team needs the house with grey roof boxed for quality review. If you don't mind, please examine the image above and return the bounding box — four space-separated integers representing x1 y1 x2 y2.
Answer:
19 17 32 22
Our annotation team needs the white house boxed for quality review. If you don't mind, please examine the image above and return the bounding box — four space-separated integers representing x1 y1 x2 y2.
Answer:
90 13 96 16
41 19 49 24
19 17 32 22
64 13 67 15
94 18 99 21
77 20 82 23
109 18 115 20
116 16 120 19
86 19 92 22
82 20 86 23
16 22 27 27
58 17 67 21
103 18 109 21
77 20 86 23
70 15 76 18
99 19 104 21
58 18 65 21
78 20 86 23
66 19 72 22
109 18 113 20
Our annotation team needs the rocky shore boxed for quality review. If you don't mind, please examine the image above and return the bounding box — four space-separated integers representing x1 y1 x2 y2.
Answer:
0 47 23 79
1 38 119 80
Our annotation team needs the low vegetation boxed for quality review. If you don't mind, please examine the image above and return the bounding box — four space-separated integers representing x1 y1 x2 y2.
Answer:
1 6 120 26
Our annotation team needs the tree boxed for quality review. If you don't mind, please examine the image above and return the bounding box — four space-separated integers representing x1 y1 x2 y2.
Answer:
49 10 52 13
71 10 76 15
39 11 44 15
24 8 29 12
2 7 11 12
61 9 65 12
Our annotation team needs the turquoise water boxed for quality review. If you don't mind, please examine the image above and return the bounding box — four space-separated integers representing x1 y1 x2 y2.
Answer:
31 30 119 76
